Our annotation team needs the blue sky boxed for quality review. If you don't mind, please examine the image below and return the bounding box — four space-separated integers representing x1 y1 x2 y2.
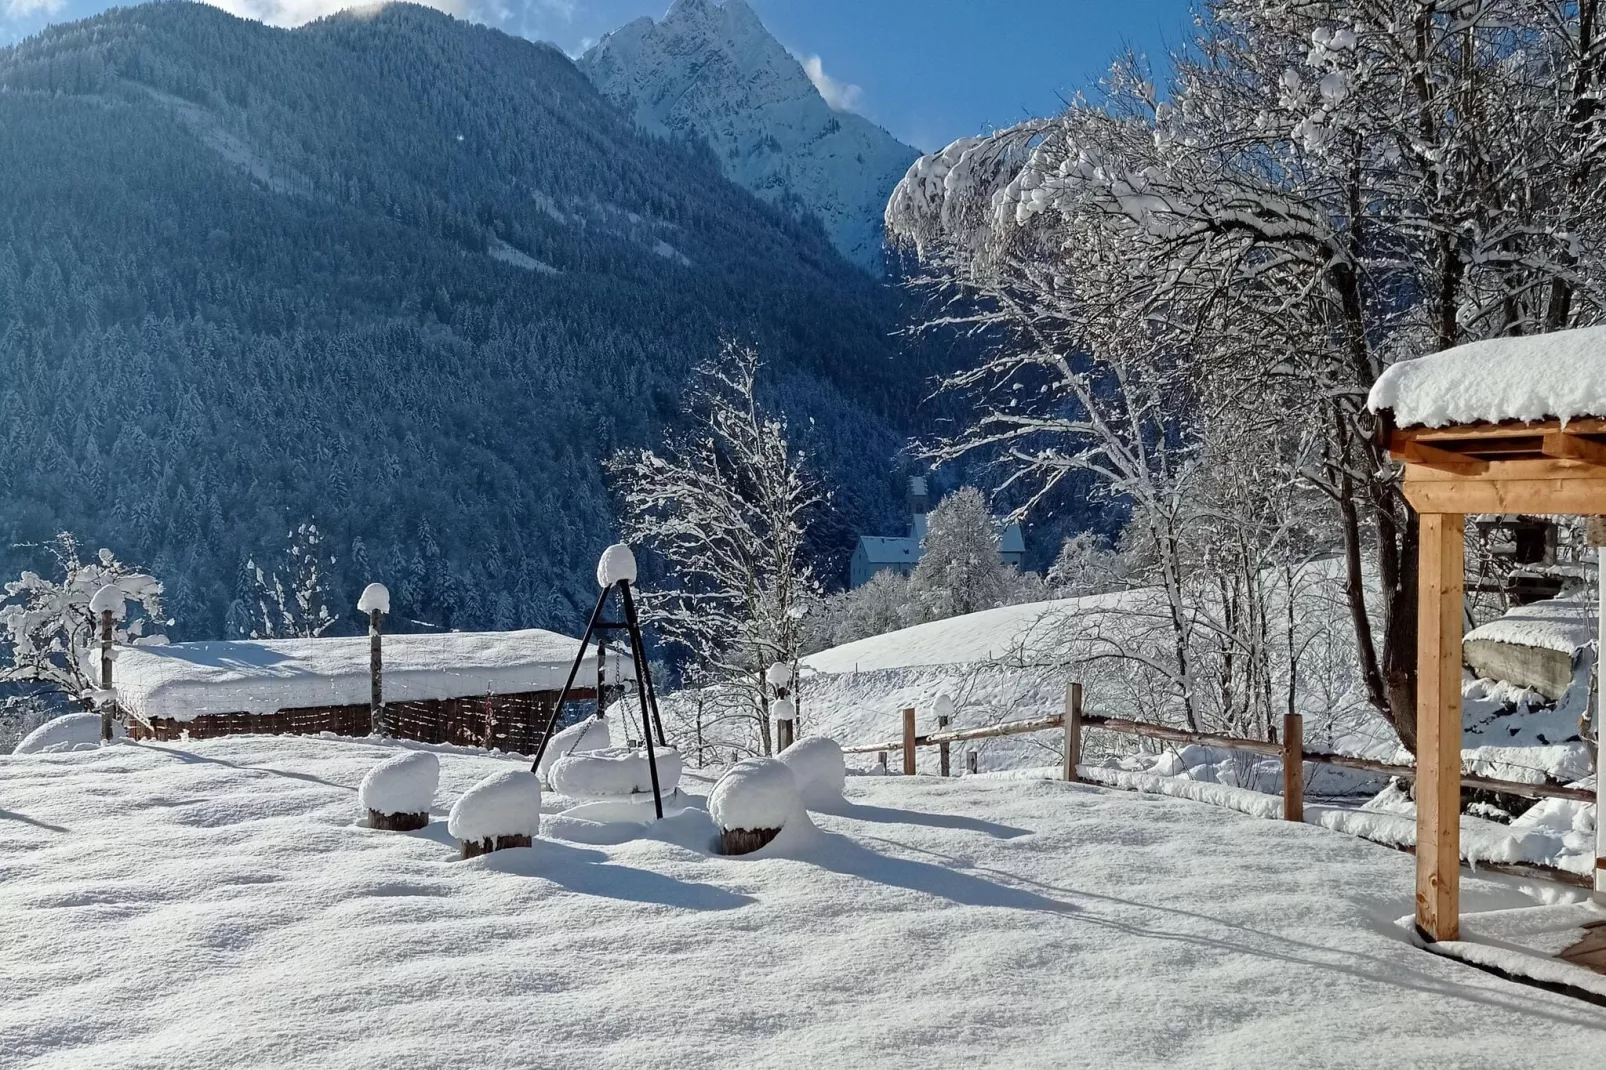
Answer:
1 0 1193 150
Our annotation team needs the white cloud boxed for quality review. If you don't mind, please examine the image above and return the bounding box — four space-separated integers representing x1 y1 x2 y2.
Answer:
195 0 468 28
801 53 864 114
4 0 65 18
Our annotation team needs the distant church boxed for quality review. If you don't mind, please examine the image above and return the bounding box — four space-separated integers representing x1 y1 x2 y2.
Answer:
849 478 1025 588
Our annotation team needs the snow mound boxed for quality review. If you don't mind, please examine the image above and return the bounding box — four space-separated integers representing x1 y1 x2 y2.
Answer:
765 662 792 687
12 713 113 754
549 746 681 798
708 757 800 831
357 583 390 615
777 736 845 805
535 716 613 784
88 584 125 618
596 543 637 587
447 769 542 842
1367 326 1606 428
358 751 439 816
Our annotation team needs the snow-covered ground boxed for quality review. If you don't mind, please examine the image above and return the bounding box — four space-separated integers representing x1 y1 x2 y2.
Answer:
3 734 1603 1068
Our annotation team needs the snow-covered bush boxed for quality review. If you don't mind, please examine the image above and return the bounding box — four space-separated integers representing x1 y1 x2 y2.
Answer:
708 757 803 855
12 712 119 754
448 768 542 857
535 716 613 785
0 533 165 703
358 751 439 830
548 746 681 799
776 736 844 806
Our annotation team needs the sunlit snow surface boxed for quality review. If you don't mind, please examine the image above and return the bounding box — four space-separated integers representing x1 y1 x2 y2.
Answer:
2 734 1601 1068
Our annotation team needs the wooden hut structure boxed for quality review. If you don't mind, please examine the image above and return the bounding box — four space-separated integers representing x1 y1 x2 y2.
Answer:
1369 327 1606 943
116 628 631 755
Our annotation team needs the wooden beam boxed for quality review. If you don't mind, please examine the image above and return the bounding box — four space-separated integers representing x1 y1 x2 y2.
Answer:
1416 512 1464 943
1402 474 1606 515
1400 416 1606 442
1541 431 1606 467
1398 441 1489 473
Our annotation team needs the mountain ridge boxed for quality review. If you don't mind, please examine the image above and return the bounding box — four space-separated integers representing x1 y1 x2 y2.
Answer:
580 0 918 274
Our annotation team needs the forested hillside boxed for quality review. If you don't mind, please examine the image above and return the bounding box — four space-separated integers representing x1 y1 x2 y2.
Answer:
0 1 931 640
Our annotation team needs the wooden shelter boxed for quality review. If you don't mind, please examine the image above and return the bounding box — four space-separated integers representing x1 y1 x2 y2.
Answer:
1371 328 1606 942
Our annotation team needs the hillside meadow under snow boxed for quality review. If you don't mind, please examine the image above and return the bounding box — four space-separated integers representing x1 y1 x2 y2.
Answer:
3 734 1604 1068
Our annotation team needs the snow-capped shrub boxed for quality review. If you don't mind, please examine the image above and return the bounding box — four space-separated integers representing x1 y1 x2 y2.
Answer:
777 736 844 806
709 757 801 854
12 712 115 754
358 751 438 830
535 716 612 785
448 769 542 857
549 746 681 798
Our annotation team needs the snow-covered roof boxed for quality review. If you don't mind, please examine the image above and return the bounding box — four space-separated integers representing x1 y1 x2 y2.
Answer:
999 522 1026 555
855 536 919 564
1367 326 1606 428
1463 596 1596 656
113 629 632 722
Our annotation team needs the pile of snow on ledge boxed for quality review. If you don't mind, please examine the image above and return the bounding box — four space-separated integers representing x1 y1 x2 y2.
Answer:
447 769 542 842
549 746 680 798
12 713 115 754
535 716 612 784
1464 596 1597 655
777 736 845 805
1367 326 1606 428
709 758 801 831
358 751 439 816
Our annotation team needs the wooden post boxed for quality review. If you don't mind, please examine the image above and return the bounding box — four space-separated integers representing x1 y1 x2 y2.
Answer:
99 609 114 742
902 707 917 776
938 714 951 776
1064 681 1083 782
966 750 978 775
369 607 385 736
1416 512 1465 942
1282 712 1303 822
1590 517 1606 901
876 750 888 774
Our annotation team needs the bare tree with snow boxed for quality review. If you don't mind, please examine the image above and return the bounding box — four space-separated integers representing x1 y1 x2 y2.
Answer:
885 0 1606 749
0 532 165 705
246 522 338 639
608 342 825 755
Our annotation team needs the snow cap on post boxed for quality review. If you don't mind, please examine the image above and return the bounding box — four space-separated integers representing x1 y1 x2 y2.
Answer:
765 661 793 688
357 582 390 615
88 585 125 620
929 693 955 720
770 697 796 723
596 543 637 588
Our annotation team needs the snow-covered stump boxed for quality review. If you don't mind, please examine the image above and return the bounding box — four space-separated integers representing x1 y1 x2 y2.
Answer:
448 769 541 858
709 758 800 856
358 751 438 832
777 736 845 808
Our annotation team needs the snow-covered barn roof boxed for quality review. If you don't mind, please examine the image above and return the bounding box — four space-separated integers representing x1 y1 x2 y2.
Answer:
113 629 632 723
1367 326 1606 429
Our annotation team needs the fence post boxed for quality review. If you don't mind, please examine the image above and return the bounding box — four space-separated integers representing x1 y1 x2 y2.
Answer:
99 608 114 742
876 751 888 775
1282 712 1304 822
966 751 978 775
938 714 951 777
1064 681 1083 782
902 707 917 776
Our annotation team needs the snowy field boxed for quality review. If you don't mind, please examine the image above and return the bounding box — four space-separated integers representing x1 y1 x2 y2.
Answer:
3 735 1604 1069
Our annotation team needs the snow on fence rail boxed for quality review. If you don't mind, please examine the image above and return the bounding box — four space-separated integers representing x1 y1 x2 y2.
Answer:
840 682 1597 887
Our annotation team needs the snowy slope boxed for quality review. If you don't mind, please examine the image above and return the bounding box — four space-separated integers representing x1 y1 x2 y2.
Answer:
2 734 1600 1067
580 0 918 273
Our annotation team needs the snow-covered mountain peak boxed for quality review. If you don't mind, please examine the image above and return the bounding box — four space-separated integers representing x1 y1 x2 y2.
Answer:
580 0 918 273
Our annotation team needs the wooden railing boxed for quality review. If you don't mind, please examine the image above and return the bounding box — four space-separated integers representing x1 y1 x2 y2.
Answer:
840 682 1598 885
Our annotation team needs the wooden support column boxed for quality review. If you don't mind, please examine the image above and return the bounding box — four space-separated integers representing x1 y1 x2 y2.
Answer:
1590 517 1606 902
1064 681 1083 783
902 707 917 776
1281 712 1303 822
1415 511 1465 943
